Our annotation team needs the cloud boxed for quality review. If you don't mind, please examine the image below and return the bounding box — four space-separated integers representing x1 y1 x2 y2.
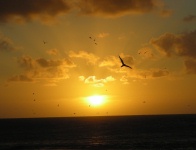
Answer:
105 76 116 82
17 55 35 70
36 58 63 68
37 57 75 68
151 30 196 59
97 32 109 38
126 68 170 80
0 0 169 24
150 69 169 78
78 76 85 81
46 49 59 55
0 0 71 23
184 59 196 74
99 56 118 67
120 76 129 84
0 33 18 52
80 75 115 87
8 74 34 82
77 0 162 18
183 15 196 23
69 50 99 65
8 55 75 84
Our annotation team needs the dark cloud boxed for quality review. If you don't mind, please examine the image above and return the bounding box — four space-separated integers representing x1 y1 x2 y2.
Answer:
36 58 63 68
151 30 196 59
0 0 71 23
133 69 169 79
183 15 196 22
77 0 158 17
0 0 168 23
36 57 75 68
0 34 17 52
184 59 196 74
17 55 35 70
151 69 169 78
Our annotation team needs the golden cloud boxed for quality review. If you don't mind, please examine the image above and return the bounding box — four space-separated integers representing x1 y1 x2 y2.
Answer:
8 55 75 84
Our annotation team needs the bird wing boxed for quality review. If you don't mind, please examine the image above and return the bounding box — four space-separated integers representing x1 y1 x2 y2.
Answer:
119 56 124 64
124 64 132 69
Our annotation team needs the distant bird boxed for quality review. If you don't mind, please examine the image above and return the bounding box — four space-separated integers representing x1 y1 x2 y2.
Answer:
89 36 98 45
119 55 132 69
43 41 47 44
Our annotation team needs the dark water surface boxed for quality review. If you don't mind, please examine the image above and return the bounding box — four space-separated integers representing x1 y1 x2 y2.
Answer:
0 114 196 149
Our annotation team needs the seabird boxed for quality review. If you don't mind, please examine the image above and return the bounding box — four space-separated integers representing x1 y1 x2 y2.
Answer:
119 55 132 69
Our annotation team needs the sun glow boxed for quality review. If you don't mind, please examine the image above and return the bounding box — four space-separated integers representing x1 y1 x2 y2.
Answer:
87 95 105 106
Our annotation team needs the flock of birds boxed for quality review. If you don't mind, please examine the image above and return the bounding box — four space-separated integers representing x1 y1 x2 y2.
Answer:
30 35 158 116
29 35 194 117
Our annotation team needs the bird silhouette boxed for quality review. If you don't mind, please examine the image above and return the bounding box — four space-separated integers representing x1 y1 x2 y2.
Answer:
119 55 132 69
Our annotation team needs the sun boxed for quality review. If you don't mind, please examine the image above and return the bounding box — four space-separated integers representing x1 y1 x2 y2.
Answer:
87 95 105 106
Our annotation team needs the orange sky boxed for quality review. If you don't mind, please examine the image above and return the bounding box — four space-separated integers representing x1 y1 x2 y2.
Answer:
0 0 196 118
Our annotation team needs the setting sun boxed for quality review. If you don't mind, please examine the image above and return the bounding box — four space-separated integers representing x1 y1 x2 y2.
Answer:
87 95 105 106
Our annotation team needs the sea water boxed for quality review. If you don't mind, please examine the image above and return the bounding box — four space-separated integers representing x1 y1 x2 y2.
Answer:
0 114 196 149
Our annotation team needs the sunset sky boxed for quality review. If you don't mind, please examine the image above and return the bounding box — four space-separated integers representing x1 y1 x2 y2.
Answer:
0 0 196 118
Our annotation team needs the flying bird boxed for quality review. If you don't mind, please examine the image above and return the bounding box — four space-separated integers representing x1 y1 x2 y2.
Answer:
119 55 132 69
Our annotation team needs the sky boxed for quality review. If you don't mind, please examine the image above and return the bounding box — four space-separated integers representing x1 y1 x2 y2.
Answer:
0 0 196 118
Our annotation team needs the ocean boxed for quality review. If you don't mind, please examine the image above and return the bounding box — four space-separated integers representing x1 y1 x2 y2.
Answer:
0 114 196 149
